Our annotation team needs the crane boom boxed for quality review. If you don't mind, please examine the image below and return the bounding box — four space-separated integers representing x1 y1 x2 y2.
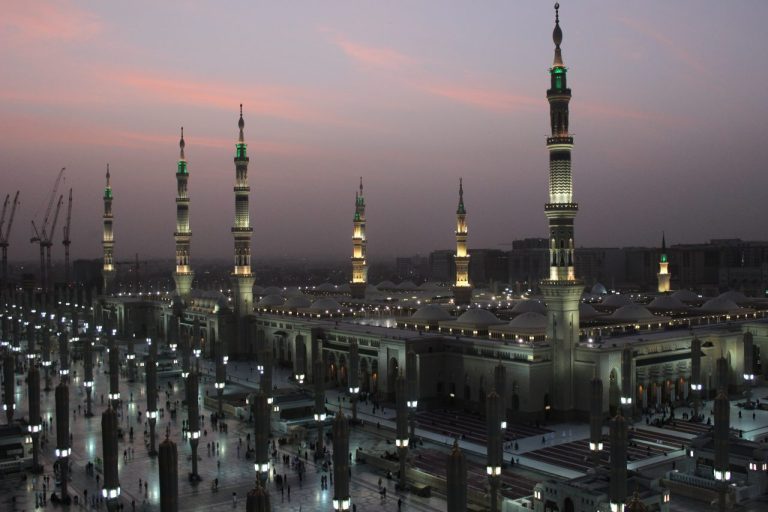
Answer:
0 195 8 237
4 191 20 242
38 167 66 242
49 195 64 245
63 188 72 242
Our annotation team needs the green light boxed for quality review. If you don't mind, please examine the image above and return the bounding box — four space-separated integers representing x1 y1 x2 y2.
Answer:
177 161 188 174
354 212 360 221
236 143 247 159
104 189 112 199
661 254 667 263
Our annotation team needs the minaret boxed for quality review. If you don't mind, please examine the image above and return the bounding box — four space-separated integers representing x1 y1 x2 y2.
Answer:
453 178 472 305
231 105 255 325
349 177 367 299
657 232 671 292
540 2 583 417
173 127 194 300
102 165 116 295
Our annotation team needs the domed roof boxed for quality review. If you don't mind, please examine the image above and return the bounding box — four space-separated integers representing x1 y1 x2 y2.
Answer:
252 285 265 296
338 283 351 292
396 280 418 291
283 286 304 297
511 300 546 315
283 295 312 309
508 312 547 330
411 304 452 322
418 281 443 291
456 308 505 327
377 280 396 290
258 294 284 307
717 290 749 305
648 295 688 311
601 294 633 307
609 304 656 322
579 302 601 319
700 296 741 313
309 298 342 312
316 282 337 292
262 286 282 296
672 289 700 302
591 282 608 295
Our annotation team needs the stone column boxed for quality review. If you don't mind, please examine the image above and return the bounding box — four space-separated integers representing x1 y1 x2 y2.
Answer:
589 376 603 468
3 353 14 423
348 341 359 423
314 358 325 457
406 349 418 440
494 361 507 424
246 483 271 512
714 390 730 512
609 411 627 511
743 332 754 402
252 391 270 484
486 391 502 512
215 354 226 417
159 437 179 512
146 342 158 457
621 346 634 416
446 440 467 512
332 409 351 511
83 333 94 417
187 371 201 481
691 338 702 420
58 331 70 384
102 405 121 511
108 334 120 410
28 364 43 473
127 335 136 383
396 372 409 491
55 382 70 502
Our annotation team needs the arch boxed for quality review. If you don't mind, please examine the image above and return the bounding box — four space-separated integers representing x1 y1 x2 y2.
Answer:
544 500 560 512
326 352 338 384
564 497 574 512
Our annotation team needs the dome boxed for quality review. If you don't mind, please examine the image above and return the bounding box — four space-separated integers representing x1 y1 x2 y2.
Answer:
591 282 608 295
419 281 442 291
609 304 656 322
309 298 342 312
316 282 337 292
508 312 547 330
700 297 741 313
411 304 452 322
338 283 351 292
511 300 546 315
456 308 505 327
283 295 312 309
601 294 632 308
717 290 749 305
396 280 418 291
283 286 304 297
672 289 700 302
262 286 282 296
257 294 284 307
579 302 601 319
252 285 265 296
647 295 688 311
377 280 396 290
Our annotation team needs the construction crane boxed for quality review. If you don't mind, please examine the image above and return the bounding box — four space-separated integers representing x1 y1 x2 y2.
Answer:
30 167 66 293
0 191 20 285
62 188 73 285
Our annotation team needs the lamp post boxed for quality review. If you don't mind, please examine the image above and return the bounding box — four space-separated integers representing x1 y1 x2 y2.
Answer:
348 341 360 423
28 364 43 473
609 410 627 512
252 391 270 485
127 334 136 383
58 330 70 384
159 437 179 512
215 353 226 418
395 372 409 491
446 440 467 512
406 350 418 441
3 353 15 423
589 376 604 468
486 391 502 512
187 371 201 482
146 337 158 457
101 405 121 511
743 332 755 404
40 322 52 392
313 359 326 458
691 338 702 421
55 382 71 503
713 391 730 512
83 327 95 417
108 330 120 410
332 409 351 511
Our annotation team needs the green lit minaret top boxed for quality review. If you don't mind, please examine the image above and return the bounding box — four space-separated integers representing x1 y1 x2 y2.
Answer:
177 127 187 174
660 232 667 263
236 104 247 159
354 177 364 221
549 3 568 92
104 164 112 199
457 178 465 215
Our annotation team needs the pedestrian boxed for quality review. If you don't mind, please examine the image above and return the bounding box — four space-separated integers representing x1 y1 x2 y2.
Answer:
232 492 237 507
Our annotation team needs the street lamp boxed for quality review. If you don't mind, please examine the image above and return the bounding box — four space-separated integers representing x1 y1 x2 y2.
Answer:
296 373 305 384
332 498 351 511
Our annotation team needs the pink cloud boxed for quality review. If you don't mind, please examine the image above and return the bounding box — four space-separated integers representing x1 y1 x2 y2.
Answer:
328 32 416 71
616 16 705 75
1 0 103 43
414 81 539 112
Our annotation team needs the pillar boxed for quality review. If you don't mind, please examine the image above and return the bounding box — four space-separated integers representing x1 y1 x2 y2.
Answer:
28 364 42 473
714 390 730 512
348 341 359 423
102 405 121 510
486 391 502 512
159 437 179 512
146 340 158 457
187 371 201 481
3 353 14 423
83 332 94 417
609 411 627 511
332 410 351 511
406 349 418 440
446 440 467 512
314 358 325 457
108 336 120 409
252 391 270 484
589 376 603 468
396 372 409 491
55 382 70 502
691 338 702 420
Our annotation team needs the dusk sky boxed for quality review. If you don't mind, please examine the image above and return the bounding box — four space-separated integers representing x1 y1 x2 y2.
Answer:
1 1 766 262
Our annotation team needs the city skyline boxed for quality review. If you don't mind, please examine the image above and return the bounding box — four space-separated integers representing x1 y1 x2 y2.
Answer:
1 1 766 262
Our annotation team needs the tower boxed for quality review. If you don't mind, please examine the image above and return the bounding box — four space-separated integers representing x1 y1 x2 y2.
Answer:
173 127 194 300
349 177 367 299
231 105 255 322
453 178 472 305
540 2 583 416
102 165 116 294
657 232 671 293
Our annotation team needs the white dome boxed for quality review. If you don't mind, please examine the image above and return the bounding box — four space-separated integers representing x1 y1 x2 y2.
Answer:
411 304 452 322
508 312 547 330
647 295 688 311
396 280 418 291
377 280 397 290
456 308 505 327
579 302 601 319
609 304 656 322
511 300 546 315
672 290 700 302
601 294 633 307
283 295 312 309
591 282 608 295
316 282 337 292
700 297 741 313
309 298 342 312
717 290 749 305
258 294 284 307
262 286 282 296
283 286 304 297
252 285 265 295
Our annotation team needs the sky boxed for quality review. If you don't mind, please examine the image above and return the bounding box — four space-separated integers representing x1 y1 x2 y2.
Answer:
1 0 767 263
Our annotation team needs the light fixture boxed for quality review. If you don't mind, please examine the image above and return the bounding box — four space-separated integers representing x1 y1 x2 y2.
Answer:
84 381 93 388
314 413 326 422
147 410 157 419
332 498 351 510
55 448 71 457
486 465 501 476
589 442 604 451
395 438 409 448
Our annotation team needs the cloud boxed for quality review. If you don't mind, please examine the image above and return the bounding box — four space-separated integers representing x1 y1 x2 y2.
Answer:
1 0 103 43
326 31 416 71
414 81 539 112
616 16 705 75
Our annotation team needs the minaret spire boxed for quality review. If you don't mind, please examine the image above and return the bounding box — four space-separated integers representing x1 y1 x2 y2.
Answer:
102 164 115 294
232 105 255 351
540 2 582 417
453 178 471 305
350 177 367 299
657 231 671 292
173 126 194 299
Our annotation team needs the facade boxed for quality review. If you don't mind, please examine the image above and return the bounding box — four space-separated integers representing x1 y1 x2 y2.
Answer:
350 178 367 299
101 165 116 295
173 128 194 300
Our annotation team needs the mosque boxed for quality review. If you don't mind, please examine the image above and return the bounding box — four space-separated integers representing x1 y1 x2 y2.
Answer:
74 3 768 511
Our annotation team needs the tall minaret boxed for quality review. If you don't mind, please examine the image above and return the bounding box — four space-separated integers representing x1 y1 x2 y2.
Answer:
231 105 255 320
173 127 194 300
453 178 472 305
102 165 116 295
540 3 583 417
657 232 671 293
349 177 367 299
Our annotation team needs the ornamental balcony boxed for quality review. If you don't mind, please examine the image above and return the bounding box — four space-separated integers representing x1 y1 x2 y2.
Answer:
546 136 573 145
